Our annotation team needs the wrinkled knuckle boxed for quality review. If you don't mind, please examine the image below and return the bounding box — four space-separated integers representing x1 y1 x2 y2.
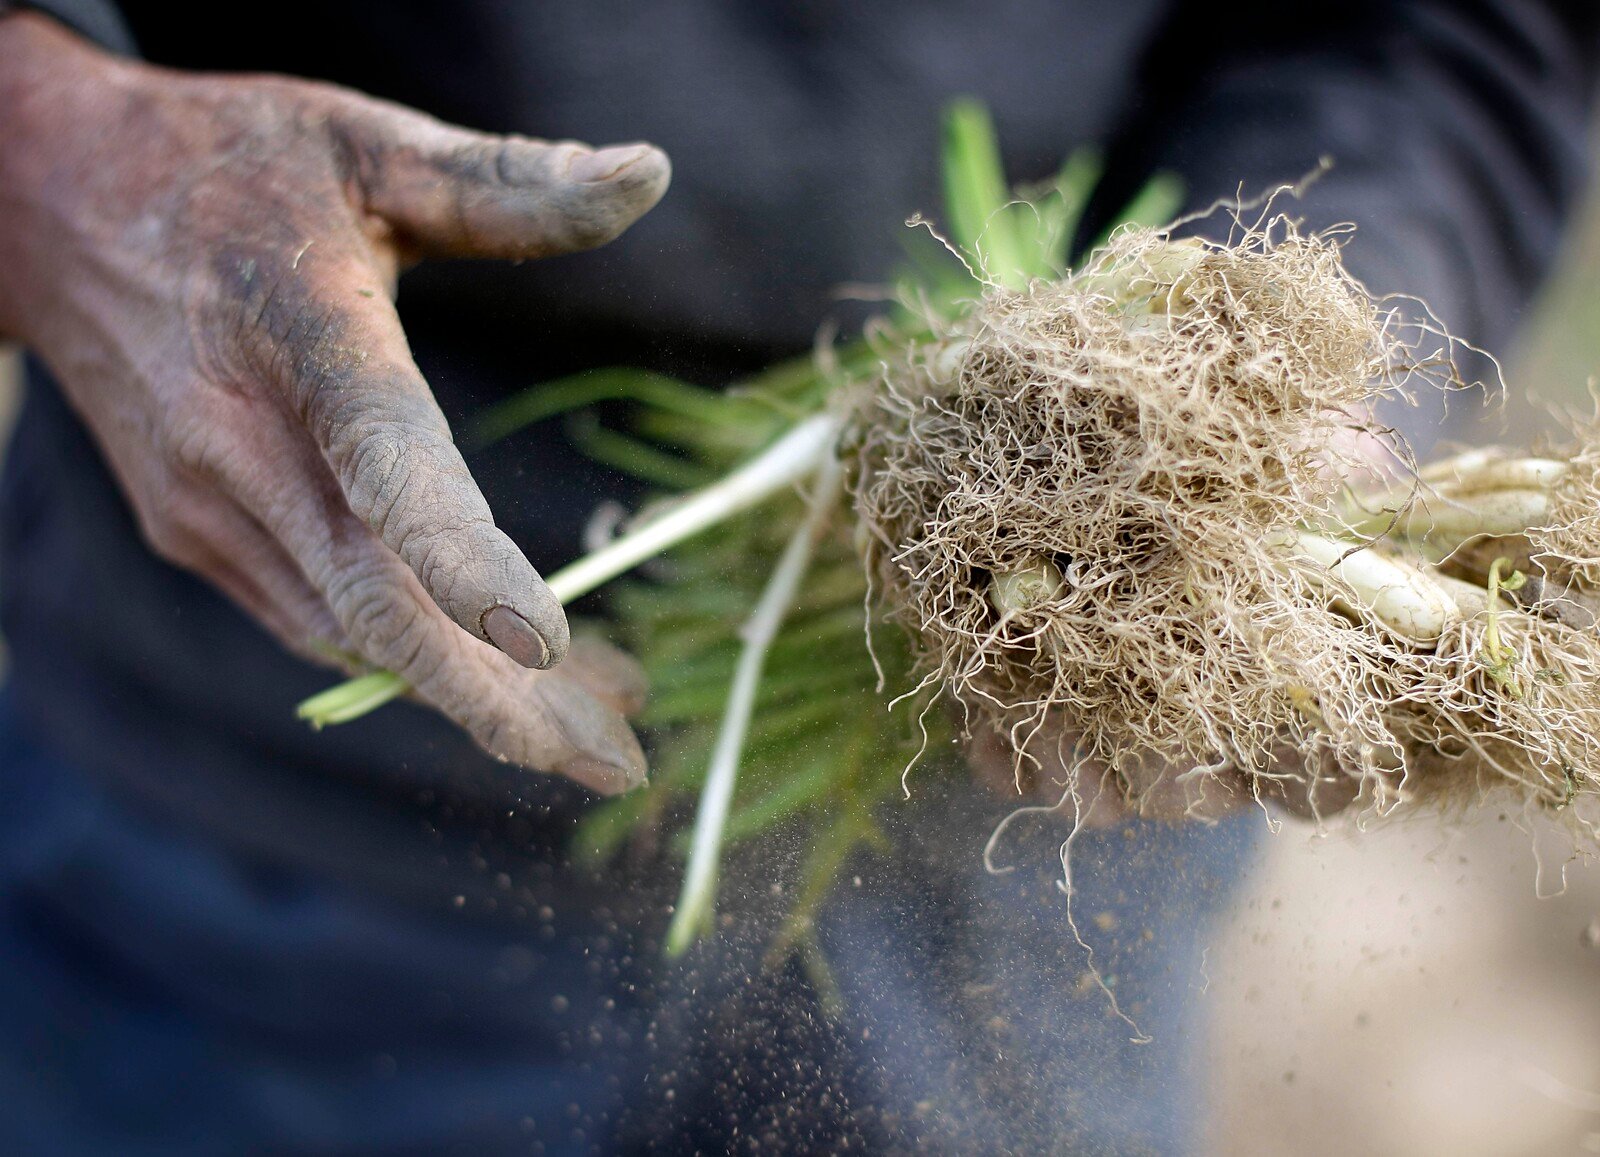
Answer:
280 76 373 134
333 571 425 662
344 424 426 531
214 246 376 407
283 304 372 415
136 493 207 569
433 137 509 190
205 252 349 405
485 136 555 182
161 409 230 481
209 250 282 337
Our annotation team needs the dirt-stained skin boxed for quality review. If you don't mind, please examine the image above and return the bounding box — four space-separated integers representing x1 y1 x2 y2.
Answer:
0 13 671 793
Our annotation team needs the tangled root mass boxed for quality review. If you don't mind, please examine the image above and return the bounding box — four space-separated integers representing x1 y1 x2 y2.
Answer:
847 216 1600 831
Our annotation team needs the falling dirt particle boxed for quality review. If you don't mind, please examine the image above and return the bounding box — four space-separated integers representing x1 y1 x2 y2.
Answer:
1094 911 1117 932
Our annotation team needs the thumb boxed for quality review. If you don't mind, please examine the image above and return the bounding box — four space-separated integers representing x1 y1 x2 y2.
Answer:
328 93 671 260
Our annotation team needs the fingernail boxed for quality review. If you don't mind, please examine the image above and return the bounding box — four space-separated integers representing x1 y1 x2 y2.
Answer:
484 605 551 670
567 144 651 183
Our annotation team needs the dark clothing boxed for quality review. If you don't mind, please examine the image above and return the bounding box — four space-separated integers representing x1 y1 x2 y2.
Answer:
2 1 1598 1152
0 697 1259 1152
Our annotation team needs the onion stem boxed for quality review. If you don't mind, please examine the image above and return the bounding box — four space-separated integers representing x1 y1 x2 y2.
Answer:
1345 455 1565 546
295 670 409 728
1418 452 1570 494
1482 556 1528 694
665 454 845 955
546 413 840 605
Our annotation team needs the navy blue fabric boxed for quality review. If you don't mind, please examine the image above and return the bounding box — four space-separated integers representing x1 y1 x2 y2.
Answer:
0 697 648 1153
0 693 1258 1153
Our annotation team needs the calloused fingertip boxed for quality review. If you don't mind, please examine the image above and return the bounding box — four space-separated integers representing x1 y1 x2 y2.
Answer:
597 143 670 209
561 754 649 796
481 580 570 669
567 144 650 184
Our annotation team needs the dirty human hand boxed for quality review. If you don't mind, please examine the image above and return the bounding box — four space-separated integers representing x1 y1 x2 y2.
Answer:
0 14 666 793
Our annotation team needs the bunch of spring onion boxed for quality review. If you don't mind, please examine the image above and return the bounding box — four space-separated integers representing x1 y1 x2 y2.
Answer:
299 99 1600 957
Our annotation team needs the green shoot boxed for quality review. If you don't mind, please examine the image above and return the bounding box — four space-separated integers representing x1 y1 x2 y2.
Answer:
941 98 1029 289
296 670 408 728
469 368 770 449
1091 173 1185 244
1482 556 1528 695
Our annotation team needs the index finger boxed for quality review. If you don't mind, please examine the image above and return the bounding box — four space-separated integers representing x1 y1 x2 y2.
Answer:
264 246 567 669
